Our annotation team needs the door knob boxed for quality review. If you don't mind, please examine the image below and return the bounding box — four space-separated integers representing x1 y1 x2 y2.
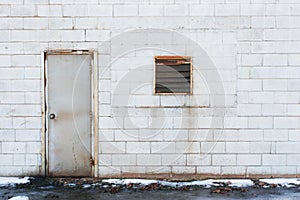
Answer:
49 113 56 119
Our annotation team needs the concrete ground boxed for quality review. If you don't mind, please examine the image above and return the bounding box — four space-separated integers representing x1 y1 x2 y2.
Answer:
1 177 300 200
2 186 300 200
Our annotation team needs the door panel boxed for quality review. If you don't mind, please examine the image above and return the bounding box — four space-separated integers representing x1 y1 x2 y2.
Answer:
47 54 92 177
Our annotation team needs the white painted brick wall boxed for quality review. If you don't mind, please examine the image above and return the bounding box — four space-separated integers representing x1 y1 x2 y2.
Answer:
0 0 300 177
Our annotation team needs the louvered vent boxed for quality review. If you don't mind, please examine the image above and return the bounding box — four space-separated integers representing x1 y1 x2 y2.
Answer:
155 56 192 94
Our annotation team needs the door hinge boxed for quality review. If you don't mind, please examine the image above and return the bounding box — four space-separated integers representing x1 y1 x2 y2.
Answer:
90 158 95 166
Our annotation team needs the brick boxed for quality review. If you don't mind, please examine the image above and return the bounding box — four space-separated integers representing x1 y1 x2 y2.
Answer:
221 166 246 175
137 154 161 166
98 155 111 165
172 166 195 174
215 4 240 16
238 29 264 41
13 154 25 166
197 166 220 174
151 142 175 153
250 142 271 153
98 166 121 176
289 130 300 141
200 142 225 153
88 5 113 16
189 5 214 16
187 155 211 166
86 30 110 42
61 30 85 41
163 129 188 141
237 155 261 166
274 92 298 103
287 155 300 165
11 5 36 16
263 154 286 165
0 155 13 166
0 0 22 4
0 55 10 66
49 18 73 29
139 5 164 16
263 80 287 91
164 5 188 16
241 54 262 66
0 31 9 42
0 6 9 17
241 4 265 16
274 117 298 128
114 5 138 16
266 4 292 16
11 105 40 117
288 80 300 91
226 142 250 153
126 142 150 153
26 142 41 153
0 130 15 141
11 55 39 66
248 92 274 103
175 142 200 153
289 54 300 65
237 80 262 91
99 117 118 129
276 16 300 28
0 117 12 128
24 18 49 29
264 130 288 141
25 92 40 104
0 18 23 30
2 142 26 153
247 166 272 175
26 154 38 166
0 105 11 116
238 104 261 116
38 5 62 16
122 166 146 174
24 0 48 4
25 68 40 80
276 142 300 153
63 5 88 16
162 154 186 165
238 130 263 141
263 54 288 66
288 105 300 116
262 104 287 116
251 16 275 28
112 154 136 166
224 117 248 128
75 18 97 29
212 154 236 166
145 166 171 174
16 130 40 141
272 166 297 175
100 142 125 154
248 117 273 128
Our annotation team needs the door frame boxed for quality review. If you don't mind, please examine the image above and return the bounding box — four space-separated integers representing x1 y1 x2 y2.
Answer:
41 50 98 177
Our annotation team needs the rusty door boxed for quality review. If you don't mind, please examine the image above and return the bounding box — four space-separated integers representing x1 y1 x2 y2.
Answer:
46 53 92 177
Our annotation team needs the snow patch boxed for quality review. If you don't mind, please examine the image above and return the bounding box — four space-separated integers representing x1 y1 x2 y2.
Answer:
8 196 29 200
0 177 30 187
259 178 300 188
103 179 158 185
102 179 254 188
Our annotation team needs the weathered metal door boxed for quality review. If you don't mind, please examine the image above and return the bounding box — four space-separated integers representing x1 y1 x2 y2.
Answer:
46 53 92 177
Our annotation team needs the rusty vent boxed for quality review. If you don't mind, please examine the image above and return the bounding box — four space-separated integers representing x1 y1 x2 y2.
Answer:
155 56 192 94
